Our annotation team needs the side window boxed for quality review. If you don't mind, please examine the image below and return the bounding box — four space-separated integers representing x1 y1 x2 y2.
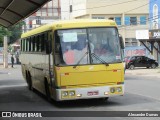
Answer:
44 33 48 51
35 36 39 52
131 56 135 60
33 36 36 52
139 56 142 61
55 31 64 65
145 57 149 61
31 37 34 52
26 38 29 52
38 35 42 52
29 37 32 52
49 32 53 52
115 17 121 25
24 39 26 52
41 34 44 52
130 17 137 25
23 39 26 52
140 16 146 25
41 33 47 52
55 32 60 53
142 56 146 61
125 16 130 25
21 39 24 52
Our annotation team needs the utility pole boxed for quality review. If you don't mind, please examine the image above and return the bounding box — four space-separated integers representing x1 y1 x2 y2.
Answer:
121 13 126 46
3 36 8 68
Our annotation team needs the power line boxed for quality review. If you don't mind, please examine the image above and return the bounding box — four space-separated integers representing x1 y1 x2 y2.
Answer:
60 0 143 13
26 0 159 30
59 0 152 29
124 2 149 13
123 0 156 13
110 0 157 28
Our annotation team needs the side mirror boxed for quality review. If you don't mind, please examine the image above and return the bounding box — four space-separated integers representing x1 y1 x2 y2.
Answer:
46 40 52 54
119 35 125 49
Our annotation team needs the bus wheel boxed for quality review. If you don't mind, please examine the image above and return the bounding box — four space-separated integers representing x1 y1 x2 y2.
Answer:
45 80 52 102
27 73 33 91
100 97 109 102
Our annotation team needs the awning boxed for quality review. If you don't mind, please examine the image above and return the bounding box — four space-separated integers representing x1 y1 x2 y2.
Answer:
137 29 160 54
0 0 51 28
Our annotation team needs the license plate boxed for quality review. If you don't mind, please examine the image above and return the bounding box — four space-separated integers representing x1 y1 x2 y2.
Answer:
87 91 99 96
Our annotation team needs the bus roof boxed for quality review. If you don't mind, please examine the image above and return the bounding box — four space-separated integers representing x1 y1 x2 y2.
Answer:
21 19 117 38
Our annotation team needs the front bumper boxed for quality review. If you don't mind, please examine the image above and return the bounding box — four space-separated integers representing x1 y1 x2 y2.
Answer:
55 85 124 101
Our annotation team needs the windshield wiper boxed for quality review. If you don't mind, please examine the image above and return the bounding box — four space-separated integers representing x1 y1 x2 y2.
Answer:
73 52 89 68
91 53 109 66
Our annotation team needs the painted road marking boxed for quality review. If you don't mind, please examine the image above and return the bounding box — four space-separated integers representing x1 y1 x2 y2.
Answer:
0 84 27 89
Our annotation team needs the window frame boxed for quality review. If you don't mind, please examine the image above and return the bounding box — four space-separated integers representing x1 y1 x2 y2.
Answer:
140 16 146 25
20 30 51 54
130 17 137 25
115 17 121 25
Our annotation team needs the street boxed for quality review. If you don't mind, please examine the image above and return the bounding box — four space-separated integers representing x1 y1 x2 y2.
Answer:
1 0 160 120
0 65 160 120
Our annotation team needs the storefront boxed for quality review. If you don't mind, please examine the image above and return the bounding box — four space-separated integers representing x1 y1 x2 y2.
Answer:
137 29 160 64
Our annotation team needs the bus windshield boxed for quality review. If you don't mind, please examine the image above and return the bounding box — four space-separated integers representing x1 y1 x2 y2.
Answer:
55 27 122 66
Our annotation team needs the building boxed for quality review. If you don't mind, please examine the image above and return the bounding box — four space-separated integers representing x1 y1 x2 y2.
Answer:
23 0 61 32
61 0 149 47
134 0 160 63
149 0 160 30
148 0 160 63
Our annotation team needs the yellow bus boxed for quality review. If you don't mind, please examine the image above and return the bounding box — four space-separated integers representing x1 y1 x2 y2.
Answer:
20 19 124 101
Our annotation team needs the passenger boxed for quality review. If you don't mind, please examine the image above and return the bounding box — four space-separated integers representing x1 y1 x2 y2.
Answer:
74 40 88 64
94 43 107 55
90 34 98 53
63 45 75 65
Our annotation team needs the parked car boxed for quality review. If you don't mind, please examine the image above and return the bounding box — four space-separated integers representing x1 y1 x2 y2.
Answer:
125 56 158 69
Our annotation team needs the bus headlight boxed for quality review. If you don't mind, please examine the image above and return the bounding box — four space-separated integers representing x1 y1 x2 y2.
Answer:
69 91 75 96
116 87 122 92
62 91 68 97
110 87 115 93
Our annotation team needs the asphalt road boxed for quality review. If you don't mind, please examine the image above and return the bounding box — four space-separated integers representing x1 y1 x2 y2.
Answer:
0 65 160 120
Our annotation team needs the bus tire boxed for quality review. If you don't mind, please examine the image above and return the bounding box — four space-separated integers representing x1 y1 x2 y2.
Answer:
100 97 109 102
27 72 33 91
45 80 52 102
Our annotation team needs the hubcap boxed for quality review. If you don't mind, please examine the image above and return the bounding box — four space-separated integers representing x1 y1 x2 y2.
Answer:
130 65 134 69
152 64 156 68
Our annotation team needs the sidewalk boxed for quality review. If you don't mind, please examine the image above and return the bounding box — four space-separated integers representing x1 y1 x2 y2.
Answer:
0 64 21 74
0 64 26 90
0 63 14 69
125 67 160 77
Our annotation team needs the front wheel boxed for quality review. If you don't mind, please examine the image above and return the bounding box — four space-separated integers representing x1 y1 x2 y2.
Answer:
103 97 109 102
27 73 33 90
129 64 135 70
99 97 109 102
45 81 52 102
151 63 156 69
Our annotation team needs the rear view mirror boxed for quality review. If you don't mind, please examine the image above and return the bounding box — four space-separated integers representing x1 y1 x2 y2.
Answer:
119 35 124 49
46 40 52 54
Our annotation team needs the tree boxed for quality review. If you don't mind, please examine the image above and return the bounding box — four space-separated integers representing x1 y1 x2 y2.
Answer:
0 21 25 46
0 26 11 47
8 21 25 44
